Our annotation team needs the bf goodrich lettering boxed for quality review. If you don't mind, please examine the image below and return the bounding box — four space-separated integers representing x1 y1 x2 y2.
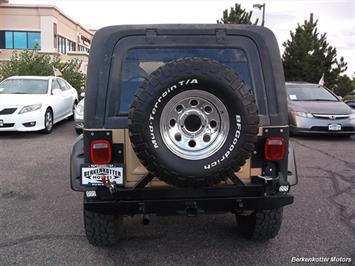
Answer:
149 79 199 148
204 115 242 169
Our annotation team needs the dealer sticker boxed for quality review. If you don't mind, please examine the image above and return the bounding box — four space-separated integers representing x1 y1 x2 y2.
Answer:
81 164 123 186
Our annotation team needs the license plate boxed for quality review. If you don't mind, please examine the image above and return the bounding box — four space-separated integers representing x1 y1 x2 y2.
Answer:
0 120 3 127
328 124 341 131
81 164 123 186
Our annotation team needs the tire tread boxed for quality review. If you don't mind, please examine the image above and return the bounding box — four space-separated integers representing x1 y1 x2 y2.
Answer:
237 208 283 241
129 57 259 187
84 209 122 246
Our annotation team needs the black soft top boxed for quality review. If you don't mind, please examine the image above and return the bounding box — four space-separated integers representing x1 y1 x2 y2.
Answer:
84 24 287 128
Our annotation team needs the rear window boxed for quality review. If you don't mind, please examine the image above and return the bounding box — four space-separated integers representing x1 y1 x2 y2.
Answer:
118 48 253 113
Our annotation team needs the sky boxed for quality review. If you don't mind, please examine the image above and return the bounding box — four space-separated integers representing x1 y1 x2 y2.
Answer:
11 0 355 77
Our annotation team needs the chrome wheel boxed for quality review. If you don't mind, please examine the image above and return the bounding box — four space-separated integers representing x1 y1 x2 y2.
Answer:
160 90 229 160
45 111 53 131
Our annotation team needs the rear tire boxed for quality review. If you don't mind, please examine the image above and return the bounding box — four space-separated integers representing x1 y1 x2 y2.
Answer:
236 208 283 241
84 209 123 246
129 57 259 187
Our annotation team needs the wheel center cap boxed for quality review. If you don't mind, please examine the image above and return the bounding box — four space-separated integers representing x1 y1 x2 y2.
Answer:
184 114 201 132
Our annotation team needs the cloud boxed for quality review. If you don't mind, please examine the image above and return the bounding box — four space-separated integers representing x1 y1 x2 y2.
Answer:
265 12 298 25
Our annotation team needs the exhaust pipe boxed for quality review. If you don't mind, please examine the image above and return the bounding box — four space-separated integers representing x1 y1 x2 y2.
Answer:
142 214 150 225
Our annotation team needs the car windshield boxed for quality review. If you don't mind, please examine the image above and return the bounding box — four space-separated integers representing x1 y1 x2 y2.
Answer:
286 84 338 101
0 79 48 94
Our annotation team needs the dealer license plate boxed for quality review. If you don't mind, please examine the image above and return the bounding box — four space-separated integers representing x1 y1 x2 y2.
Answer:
81 164 123 186
328 124 341 131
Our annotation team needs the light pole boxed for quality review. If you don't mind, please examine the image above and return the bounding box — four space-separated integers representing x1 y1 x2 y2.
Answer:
253 3 266 26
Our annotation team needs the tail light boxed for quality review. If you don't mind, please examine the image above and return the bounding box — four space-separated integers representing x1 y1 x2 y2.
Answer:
265 137 285 161
90 140 111 164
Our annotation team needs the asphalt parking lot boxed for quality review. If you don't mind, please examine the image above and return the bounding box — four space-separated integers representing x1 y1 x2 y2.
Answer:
0 120 354 265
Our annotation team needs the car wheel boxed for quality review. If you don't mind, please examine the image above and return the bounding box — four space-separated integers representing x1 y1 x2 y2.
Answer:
128 57 259 188
70 101 78 120
84 208 123 246
236 208 283 241
42 109 53 134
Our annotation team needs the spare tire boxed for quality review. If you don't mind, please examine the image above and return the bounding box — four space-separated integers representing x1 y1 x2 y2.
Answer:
128 57 259 187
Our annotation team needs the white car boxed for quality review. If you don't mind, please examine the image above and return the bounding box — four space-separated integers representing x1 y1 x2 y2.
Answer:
0 76 78 133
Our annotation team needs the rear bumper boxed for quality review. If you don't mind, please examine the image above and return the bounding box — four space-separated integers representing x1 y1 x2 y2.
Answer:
84 186 294 215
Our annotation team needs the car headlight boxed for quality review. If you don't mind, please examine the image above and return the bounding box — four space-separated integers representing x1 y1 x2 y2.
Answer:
291 111 314 119
19 104 42 114
75 102 84 116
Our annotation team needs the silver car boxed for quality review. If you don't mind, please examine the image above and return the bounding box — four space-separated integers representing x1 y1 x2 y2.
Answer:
286 82 355 136
74 98 84 134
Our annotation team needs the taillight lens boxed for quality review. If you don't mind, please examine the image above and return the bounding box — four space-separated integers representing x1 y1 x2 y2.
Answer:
90 140 111 164
265 137 285 161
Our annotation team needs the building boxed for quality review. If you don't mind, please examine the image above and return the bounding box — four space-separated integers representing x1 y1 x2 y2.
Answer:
0 1 93 73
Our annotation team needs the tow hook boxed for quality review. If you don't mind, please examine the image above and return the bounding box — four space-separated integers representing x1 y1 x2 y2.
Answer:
255 175 280 196
256 175 274 184
101 176 117 193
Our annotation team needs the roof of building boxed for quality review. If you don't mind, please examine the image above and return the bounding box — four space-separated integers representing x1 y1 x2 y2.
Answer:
0 3 93 37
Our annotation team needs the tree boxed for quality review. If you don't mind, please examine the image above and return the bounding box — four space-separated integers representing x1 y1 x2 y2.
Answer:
0 50 85 95
282 13 347 88
217 3 258 25
54 58 85 93
332 75 354 97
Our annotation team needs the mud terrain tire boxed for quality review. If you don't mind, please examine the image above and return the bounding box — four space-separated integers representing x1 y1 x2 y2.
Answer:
129 57 259 187
84 209 123 246
236 208 283 241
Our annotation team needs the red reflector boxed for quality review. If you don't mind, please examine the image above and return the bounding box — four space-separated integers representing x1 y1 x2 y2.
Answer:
265 137 285 161
90 140 111 164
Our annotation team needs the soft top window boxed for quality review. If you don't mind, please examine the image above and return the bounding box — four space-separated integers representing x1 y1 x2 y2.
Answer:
118 48 253 113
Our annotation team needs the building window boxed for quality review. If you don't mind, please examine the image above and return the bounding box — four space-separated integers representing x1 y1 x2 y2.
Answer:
28 32 41 49
0 31 41 49
66 39 76 52
57 35 76 54
57 36 66 54
5 32 13 48
79 44 89 53
13 32 27 49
